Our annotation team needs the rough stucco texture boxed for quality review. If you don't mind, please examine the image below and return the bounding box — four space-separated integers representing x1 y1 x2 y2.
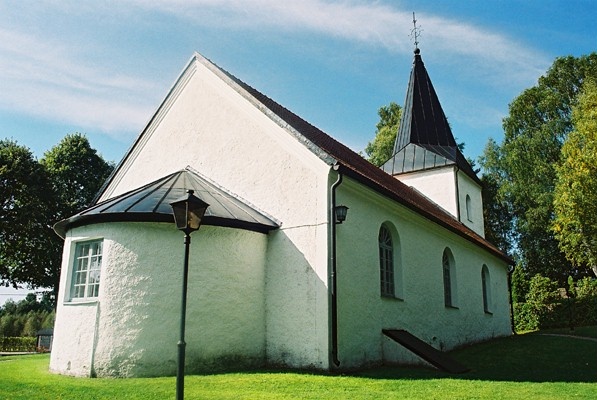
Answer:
93 58 333 371
334 180 511 369
50 223 267 377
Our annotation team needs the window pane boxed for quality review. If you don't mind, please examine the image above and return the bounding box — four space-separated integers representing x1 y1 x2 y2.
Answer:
70 240 103 300
379 226 394 296
482 266 490 312
443 251 452 306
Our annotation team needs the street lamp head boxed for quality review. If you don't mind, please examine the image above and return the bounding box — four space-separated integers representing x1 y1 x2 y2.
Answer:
334 204 349 224
170 189 210 234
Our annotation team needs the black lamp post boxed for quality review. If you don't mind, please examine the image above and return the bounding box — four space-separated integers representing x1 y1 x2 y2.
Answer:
170 189 209 400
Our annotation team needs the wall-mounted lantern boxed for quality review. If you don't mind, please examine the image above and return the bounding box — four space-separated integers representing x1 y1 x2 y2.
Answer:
334 205 349 224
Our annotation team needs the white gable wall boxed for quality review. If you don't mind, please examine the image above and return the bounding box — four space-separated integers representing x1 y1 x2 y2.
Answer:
99 56 329 229
90 56 333 370
334 178 510 368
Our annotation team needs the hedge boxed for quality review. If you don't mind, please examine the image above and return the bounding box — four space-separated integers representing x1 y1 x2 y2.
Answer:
0 336 37 352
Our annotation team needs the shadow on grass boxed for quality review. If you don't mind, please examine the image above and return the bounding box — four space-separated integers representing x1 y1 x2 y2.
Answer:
188 332 596 384
355 333 597 383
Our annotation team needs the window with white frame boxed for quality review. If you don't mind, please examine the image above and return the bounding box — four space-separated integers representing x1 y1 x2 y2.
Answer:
70 240 103 300
379 225 394 297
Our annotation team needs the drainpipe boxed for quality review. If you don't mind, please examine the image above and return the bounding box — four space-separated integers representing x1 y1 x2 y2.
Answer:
329 163 342 367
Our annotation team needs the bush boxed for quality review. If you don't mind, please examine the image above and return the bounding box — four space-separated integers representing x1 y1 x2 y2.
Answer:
0 337 36 352
514 275 597 332
571 277 597 326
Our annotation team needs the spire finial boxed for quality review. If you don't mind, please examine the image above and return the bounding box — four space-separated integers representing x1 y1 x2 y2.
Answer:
411 12 422 54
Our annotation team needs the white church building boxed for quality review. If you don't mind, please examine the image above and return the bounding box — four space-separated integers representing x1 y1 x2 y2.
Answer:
50 49 513 378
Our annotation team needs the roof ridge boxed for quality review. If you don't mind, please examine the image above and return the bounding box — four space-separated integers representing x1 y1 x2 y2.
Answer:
89 51 508 263
193 53 506 262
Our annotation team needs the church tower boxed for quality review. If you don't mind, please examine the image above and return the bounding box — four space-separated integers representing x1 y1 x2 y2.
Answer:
382 47 485 237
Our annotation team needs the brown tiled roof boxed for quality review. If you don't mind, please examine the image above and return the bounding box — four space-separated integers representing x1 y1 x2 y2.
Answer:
204 54 511 264
96 53 511 264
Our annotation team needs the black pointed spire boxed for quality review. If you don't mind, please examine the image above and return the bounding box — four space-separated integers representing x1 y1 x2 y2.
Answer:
382 48 479 183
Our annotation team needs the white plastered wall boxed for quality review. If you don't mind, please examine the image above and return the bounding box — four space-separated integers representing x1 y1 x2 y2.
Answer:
334 178 511 369
75 56 332 371
394 167 486 238
395 167 458 218
457 171 485 237
50 222 268 377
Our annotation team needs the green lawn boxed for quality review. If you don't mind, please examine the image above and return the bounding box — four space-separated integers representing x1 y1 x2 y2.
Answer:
1 330 596 400
538 325 597 339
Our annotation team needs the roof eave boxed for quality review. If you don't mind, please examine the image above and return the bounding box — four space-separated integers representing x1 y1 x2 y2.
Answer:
54 213 278 239
335 163 513 265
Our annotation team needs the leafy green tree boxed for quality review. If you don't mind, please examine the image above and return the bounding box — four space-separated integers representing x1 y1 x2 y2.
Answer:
479 139 514 254
37 133 113 297
553 80 597 277
0 298 17 315
22 311 43 337
0 313 19 337
1 134 114 299
365 102 402 166
16 293 48 314
41 133 114 221
0 293 55 337
479 53 597 285
510 264 529 304
0 140 55 289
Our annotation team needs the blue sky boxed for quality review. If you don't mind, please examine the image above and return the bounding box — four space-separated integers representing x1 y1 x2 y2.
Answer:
1 0 595 165
0 1 595 301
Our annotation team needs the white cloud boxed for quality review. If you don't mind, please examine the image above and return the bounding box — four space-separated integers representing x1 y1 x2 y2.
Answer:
0 0 551 144
132 0 550 86
0 27 158 137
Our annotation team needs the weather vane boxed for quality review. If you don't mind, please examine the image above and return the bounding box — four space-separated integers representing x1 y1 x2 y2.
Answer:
411 12 422 51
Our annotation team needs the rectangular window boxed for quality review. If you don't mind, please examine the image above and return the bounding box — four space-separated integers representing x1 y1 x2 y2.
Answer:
70 240 103 300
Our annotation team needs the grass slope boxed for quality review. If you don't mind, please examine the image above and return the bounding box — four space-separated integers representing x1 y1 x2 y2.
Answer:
1 330 596 400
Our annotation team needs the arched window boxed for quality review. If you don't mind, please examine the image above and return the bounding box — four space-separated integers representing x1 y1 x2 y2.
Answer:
465 195 473 222
379 226 394 297
482 264 491 313
442 248 457 307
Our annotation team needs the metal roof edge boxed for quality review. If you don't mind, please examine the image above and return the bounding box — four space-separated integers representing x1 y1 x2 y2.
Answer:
54 211 277 239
